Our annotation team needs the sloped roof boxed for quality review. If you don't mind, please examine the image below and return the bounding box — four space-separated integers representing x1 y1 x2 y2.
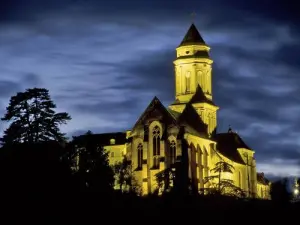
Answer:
131 96 177 131
189 85 217 106
257 172 270 185
176 50 210 59
179 23 206 46
167 108 181 120
73 132 127 146
131 96 209 138
177 103 208 137
214 132 251 164
183 124 206 138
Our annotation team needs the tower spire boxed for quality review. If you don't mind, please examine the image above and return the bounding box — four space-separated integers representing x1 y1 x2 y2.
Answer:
169 22 219 135
179 23 206 47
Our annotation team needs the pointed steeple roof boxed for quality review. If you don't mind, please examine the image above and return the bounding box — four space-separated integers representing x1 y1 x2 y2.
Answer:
189 85 216 106
179 23 206 46
177 103 208 137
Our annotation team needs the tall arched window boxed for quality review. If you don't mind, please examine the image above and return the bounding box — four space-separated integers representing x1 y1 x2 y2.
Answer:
197 70 202 87
176 68 181 94
137 143 143 169
169 140 176 165
153 126 160 169
203 147 208 179
206 71 209 94
201 70 206 93
186 71 191 93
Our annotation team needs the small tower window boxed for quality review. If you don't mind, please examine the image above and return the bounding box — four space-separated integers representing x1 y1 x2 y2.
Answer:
186 71 191 93
186 51 190 54
110 138 116 145
197 70 202 87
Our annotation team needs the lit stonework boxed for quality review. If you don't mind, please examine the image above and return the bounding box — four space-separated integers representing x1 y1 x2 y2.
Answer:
77 23 271 199
169 24 218 136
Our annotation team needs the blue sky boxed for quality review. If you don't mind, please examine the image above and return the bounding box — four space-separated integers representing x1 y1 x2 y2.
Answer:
0 0 299 179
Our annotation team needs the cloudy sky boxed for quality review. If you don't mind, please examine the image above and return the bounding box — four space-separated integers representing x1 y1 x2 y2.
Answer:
0 0 299 178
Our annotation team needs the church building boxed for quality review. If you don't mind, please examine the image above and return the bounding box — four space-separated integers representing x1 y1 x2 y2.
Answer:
76 23 271 199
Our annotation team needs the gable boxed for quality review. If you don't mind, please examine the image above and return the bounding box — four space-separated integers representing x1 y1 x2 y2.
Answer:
177 103 208 137
214 132 252 164
189 85 217 106
131 96 177 132
257 172 270 185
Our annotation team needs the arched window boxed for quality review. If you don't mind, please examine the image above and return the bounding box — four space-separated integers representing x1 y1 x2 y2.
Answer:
203 147 208 178
169 140 176 165
176 68 181 94
153 126 160 169
206 73 209 94
186 71 191 93
137 143 143 169
197 70 202 87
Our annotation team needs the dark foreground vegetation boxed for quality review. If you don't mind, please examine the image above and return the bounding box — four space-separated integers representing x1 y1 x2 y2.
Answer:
0 141 298 225
2 192 300 225
0 88 298 224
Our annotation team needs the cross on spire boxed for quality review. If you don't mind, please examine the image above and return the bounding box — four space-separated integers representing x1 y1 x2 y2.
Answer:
190 11 196 23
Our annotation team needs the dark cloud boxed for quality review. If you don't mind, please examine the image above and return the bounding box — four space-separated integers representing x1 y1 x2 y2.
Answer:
120 50 175 101
2 0 298 32
222 0 300 24
265 174 290 183
0 80 20 98
72 97 141 115
22 73 42 87
255 140 300 163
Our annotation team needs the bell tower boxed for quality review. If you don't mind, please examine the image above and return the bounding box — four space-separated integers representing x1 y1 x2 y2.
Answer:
169 23 219 135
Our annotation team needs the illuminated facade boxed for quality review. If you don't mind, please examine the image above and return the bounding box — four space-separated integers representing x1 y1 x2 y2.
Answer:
83 23 271 198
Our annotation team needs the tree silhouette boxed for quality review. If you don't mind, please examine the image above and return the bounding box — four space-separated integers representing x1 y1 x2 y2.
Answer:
72 131 115 193
172 138 190 195
113 156 141 195
270 178 290 204
1 88 71 145
0 142 74 201
155 167 175 194
203 161 245 198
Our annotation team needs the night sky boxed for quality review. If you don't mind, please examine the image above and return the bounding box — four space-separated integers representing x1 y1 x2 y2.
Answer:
0 0 299 178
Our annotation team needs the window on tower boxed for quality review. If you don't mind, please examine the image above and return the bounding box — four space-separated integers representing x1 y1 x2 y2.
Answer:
186 71 191 93
176 68 181 94
197 70 202 87
153 126 160 169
